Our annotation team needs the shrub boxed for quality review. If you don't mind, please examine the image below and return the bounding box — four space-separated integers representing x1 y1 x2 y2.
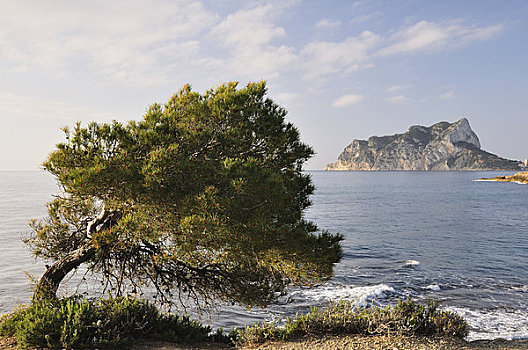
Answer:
233 298 469 345
0 296 215 349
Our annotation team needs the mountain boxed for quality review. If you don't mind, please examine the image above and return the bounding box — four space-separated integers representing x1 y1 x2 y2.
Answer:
324 118 521 171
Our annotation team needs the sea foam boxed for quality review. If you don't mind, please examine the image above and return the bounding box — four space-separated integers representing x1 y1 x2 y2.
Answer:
404 260 420 266
285 283 395 307
425 284 440 291
446 306 528 341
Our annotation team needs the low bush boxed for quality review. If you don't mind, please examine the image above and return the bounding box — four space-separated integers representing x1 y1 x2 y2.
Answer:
233 298 469 345
1 297 469 348
0 296 215 349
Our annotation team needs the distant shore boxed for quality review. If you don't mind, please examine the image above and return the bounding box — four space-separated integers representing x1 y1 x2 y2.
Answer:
479 171 528 184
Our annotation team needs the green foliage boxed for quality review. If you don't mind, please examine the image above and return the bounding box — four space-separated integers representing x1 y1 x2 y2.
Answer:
233 299 469 345
27 81 342 306
1 297 469 349
0 296 215 349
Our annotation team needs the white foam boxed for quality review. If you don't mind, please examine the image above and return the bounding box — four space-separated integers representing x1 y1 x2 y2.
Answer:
473 179 526 185
404 260 420 266
445 306 528 341
425 284 440 291
509 285 528 292
286 283 395 307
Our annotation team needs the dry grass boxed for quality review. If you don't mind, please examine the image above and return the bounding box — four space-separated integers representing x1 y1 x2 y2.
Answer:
239 334 528 350
3 334 528 349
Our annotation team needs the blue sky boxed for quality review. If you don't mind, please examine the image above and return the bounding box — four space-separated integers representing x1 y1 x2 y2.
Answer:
1 0 527 170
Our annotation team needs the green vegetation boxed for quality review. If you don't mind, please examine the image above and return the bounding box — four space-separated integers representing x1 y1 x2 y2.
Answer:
232 299 469 345
27 81 342 307
1 297 469 349
0 296 222 349
1 82 473 349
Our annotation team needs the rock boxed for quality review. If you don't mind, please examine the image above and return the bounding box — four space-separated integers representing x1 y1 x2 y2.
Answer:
480 171 528 184
324 118 521 171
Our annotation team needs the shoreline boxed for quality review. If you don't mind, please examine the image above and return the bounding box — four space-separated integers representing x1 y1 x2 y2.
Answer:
479 171 528 184
318 169 523 173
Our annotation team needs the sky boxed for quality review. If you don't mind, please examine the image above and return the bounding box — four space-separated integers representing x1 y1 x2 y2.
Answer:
1 0 527 171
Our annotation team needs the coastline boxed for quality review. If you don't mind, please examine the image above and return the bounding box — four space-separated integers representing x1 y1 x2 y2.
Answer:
479 171 528 184
2 172 527 347
321 168 522 172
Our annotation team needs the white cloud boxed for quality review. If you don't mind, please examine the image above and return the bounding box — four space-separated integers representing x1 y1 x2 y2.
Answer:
209 1 298 78
385 95 408 104
0 1 218 86
303 19 502 82
302 31 380 80
0 93 115 123
387 85 406 93
439 91 455 99
274 92 300 105
378 20 503 56
333 94 364 107
350 12 382 24
0 2 505 91
0 93 118 170
316 19 342 28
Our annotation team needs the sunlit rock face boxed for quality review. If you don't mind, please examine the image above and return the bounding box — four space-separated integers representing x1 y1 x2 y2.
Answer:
324 118 520 171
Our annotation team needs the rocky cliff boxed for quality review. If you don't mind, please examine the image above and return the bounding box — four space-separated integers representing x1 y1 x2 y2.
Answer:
324 118 521 171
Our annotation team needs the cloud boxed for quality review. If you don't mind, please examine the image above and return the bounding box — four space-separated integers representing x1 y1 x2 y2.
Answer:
274 92 300 105
300 18 501 83
350 12 382 25
385 95 408 104
211 3 286 48
378 20 503 56
209 1 298 78
0 1 218 85
0 2 505 90
387 85 408 93
333 94 365 107
439 91 455 99
0 93 115 123
302 31 379 80
0 93 118 170
316 19 342 28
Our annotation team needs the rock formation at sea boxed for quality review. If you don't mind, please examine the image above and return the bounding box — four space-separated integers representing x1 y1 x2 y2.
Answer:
480 171 528 184
324 118 520 171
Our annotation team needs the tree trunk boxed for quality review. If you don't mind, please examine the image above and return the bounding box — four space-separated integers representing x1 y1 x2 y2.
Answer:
34 207 121 300
34 242 96 300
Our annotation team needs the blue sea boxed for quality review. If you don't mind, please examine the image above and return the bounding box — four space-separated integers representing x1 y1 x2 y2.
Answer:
1 171 527 341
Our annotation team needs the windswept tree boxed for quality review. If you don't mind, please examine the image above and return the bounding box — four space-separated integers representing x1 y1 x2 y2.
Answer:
27 81 342 307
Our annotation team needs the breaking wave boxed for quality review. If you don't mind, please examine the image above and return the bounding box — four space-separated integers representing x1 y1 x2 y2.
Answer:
445 306 528 341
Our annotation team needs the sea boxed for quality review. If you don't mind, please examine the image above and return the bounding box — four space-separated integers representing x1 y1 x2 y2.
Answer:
0 170 527 341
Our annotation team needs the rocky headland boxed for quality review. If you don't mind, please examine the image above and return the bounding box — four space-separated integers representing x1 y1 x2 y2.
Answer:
324 118 521 171
480 171 528 184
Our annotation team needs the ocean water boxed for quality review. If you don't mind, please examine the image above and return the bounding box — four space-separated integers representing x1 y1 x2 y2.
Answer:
0 171 527 340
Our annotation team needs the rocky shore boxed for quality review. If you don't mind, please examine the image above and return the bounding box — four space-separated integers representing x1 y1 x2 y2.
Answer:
480 171 528 184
